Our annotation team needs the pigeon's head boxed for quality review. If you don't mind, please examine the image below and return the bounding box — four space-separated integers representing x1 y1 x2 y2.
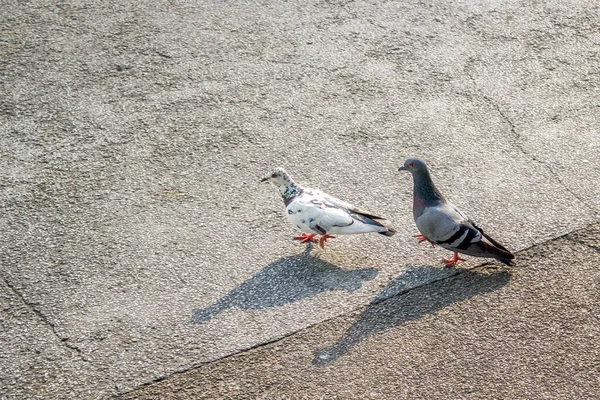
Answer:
398 157 429 174
261 167 292 186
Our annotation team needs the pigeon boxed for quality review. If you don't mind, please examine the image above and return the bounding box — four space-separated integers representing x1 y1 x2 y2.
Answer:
261 167 396 248
398 157 515 266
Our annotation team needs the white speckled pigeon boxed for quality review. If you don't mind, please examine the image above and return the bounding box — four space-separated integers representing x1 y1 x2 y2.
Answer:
261 167 396 248
399 157 515 266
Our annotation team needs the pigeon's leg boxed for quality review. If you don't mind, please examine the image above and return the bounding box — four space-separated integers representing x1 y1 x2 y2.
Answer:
318 234 336 249
414 233 435 247
443 252 466 267
294 233 318 243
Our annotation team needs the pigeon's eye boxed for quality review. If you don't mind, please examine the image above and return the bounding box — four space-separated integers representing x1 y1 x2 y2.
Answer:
271 173 277 178
408 162 414 167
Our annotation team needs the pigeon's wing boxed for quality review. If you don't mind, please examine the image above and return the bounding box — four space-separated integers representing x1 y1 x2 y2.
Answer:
307 188 353 210
417 203 514 265
416 203 469 244
293 195 354 233
307 188 396 235
314 189 386 219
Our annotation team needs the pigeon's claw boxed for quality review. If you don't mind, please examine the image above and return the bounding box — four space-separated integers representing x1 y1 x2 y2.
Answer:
414 233 427 243
443 252 466 267
415 233 435 247
294 233 318 243
318 234 336 249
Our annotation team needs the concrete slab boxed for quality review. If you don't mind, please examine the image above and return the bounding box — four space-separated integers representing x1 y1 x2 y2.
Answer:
1 0 599 396
456 1 600 214
122 223 600 399
0 278 115 399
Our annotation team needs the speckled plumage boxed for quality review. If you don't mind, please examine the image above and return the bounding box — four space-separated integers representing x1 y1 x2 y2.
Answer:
262 167 396 247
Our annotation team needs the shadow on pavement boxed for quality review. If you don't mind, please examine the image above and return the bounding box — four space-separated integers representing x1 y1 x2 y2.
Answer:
313 266 511 365
191 244 379 324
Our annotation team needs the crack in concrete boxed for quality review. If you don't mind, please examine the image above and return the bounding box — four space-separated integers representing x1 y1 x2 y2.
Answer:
1 275 90 363
462 60 598 217
565 233 600 255
114 325 307 398
117 264 503 399
116 220 600 398
479 95 599 218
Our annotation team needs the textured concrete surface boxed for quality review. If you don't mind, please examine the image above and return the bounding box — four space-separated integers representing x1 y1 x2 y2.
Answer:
1 0 599 398
122 223 600 399
0 279 116 399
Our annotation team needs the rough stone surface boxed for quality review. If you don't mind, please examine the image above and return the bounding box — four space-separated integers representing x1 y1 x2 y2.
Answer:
123 224 600 399
1 0 599 398
0 278 115 399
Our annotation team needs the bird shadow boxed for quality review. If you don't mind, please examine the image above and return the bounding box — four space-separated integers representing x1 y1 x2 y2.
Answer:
191 244 379 324
313 265 511 366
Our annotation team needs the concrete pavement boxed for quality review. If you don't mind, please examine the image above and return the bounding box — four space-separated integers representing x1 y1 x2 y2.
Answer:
1 0 599 398
123 223 600 399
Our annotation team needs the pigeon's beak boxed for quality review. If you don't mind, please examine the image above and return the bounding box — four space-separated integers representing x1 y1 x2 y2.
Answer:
398 166 408 171
260 177 270 183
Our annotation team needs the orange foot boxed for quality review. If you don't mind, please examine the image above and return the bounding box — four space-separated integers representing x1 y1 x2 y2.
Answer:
294 233 318 243
318 234 336 249
415 233 435 247
443 252 466 267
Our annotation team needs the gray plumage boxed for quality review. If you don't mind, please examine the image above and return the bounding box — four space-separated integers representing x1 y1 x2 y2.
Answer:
399 157 515 266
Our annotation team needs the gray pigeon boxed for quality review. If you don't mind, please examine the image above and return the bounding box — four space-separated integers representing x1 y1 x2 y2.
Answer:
262 167 396 248
399 157 515 266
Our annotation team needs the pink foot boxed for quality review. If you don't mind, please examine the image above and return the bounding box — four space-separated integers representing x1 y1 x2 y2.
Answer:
443 252 466 267
414 233 435 247
294 233 318 243
318 234 336 249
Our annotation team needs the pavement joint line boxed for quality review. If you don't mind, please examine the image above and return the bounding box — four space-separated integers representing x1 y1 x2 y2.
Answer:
1 274 91 363
481 94 599 218
114 326 309 398
114 263 493 398
118 220 600 397
565 233 600 255
115 263 487 399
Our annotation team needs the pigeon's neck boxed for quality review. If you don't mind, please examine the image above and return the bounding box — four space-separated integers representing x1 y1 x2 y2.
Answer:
413 170 446 215
279 181 303 206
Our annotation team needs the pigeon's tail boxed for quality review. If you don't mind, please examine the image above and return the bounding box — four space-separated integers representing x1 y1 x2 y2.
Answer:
473 223 515 266
368 218 396 236
369 217 396 236
499 257 516 266
480 234 515 265
377 226 397 237
350 211 396 236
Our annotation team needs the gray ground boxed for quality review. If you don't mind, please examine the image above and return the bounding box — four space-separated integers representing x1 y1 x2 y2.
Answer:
1 0 599 399
123 224 600 400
